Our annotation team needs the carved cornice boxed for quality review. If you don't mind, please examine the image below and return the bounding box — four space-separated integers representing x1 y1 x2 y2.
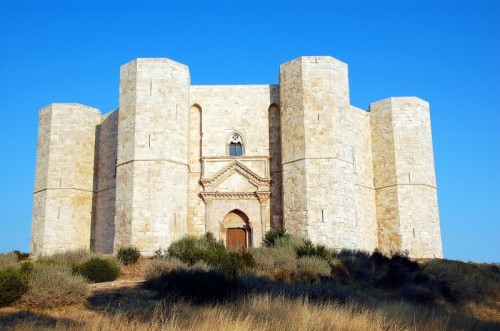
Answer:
256 192 271 203
201 160 270 189
200 191 271 202
202 156 271 160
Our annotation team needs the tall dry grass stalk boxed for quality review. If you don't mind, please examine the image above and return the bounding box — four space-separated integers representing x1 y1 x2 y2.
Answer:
36 249 94 266
4 293 497 331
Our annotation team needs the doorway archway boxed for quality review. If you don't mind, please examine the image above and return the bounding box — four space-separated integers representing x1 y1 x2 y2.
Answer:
222 210 250 250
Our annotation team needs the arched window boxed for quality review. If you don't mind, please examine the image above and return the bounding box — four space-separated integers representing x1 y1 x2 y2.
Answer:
228 132 243 156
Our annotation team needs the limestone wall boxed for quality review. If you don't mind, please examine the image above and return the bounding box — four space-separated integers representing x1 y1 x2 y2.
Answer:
30 55 442 259
280 56 363 250
190 85 279 240
349 106 378 252
370 97 442 257
268 103 282 228
280 58 307 235
31 104 101 256
187 104 204 235
92 110 118 253
114 58 190 253
190 85 279 157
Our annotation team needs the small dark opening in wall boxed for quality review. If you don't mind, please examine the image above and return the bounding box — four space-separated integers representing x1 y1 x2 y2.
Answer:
229 142 242 156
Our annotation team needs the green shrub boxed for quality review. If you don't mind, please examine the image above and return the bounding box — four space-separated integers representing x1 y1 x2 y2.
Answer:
0 252 19 269
335 249 374 281
167 233 227 267
263 228 291 247
117 246 141 265
73 257 120 283
19 264 87 308
371 249 390 272
165 233 254 278
252 246 297 281
218 250 255 278
296 240 330 260
0 268 28 307
297 256 331 282
12 250 29 261
273 235 306 249
153 247 168 259
19 261 35 275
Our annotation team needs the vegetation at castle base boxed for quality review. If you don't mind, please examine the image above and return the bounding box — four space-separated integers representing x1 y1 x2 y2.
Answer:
0 246 499 330
17 263 88 308
72 257 121 283
143 230 468 306
117 246 141 265
163 233 255 278
0 249 123 309
0 267 28 307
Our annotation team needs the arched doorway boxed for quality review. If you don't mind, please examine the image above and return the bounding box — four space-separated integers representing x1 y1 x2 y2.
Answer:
222 210 250 251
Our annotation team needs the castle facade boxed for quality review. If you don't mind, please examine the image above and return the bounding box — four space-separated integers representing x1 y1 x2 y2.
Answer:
31 56 443 258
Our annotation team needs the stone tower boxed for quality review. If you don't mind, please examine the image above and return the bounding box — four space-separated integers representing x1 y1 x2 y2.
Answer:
31 104 101 255
279 56 378 251
370 98 442 257
114 58 190 252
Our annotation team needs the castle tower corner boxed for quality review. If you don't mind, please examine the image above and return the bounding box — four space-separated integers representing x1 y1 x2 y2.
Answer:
370 97 443 258
114 58 190 254
31 103 101 256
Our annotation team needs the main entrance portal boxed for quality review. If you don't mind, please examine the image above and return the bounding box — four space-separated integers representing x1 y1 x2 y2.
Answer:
222 210 250 250
226 228 246 251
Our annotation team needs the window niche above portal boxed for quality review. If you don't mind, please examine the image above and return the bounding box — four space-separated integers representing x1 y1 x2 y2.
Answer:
228 132 244 157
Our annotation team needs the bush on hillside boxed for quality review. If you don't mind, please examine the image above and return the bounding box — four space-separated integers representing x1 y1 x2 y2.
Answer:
73 257 120 283
263 228 291 247
296 240 330 261
273 234 306 249
252 246 297 282
167 233 227 266
331 249 374 282
296 256 331 283
12 250 30 261
0 268 28 307
218 250 256 278
18 263 87 308
117 246 141 265
0 252 19 269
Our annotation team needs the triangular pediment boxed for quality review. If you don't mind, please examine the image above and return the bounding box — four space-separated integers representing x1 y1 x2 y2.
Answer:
215 172 257 193
201 160 270 190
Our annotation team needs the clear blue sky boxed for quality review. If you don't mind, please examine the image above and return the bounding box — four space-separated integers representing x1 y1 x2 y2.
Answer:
0 0 498 262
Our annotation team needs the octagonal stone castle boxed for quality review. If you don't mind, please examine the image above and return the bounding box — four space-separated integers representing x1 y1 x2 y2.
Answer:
31 55 443 258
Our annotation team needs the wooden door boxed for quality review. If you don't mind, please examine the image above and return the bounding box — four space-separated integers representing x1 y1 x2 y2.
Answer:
226 228 246 251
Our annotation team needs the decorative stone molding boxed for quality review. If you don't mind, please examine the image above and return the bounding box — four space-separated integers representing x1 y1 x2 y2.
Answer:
256 192 271 203
201 160 271 190
200 191 270 202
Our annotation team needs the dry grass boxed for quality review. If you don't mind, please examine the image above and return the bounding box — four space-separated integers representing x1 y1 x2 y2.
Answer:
2 293 498 331
143 257 187 282
16 263 88 308
296 256 331 280
1 254 499 330
0 252 19 269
